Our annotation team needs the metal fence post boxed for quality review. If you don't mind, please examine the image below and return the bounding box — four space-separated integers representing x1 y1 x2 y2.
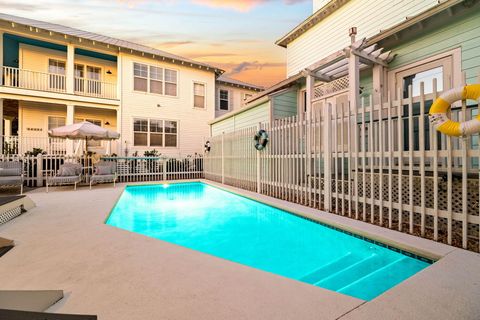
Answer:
36 154 43 187
257 122 261 193
163 158 167 181
221 132 225 184
324 103 332 211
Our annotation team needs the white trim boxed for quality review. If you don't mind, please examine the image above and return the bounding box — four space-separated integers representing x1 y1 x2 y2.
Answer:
193 80 207 109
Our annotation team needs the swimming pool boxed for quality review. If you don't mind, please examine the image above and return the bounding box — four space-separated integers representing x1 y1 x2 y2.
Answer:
107 182 431 300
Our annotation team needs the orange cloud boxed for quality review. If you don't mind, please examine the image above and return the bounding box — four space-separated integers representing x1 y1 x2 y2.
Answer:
191 0 267 12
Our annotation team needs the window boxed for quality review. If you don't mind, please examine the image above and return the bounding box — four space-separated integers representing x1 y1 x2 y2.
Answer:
48 116 65 130
134 63 148 92
150 66 163 94
391 55 453 152
74 64 85 92
133 119 148 146
149 119 163 147
165 69 177 96
48 59 66 90
194 83 205 108
86 66 102 95
219 89 229 110
164 120 177 147
133 63 177 96
133 119 178 147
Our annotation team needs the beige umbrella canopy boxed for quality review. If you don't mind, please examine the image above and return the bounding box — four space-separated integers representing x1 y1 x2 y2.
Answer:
48 121 120 140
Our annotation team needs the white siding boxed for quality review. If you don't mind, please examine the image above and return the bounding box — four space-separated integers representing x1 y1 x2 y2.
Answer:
120 53 216 157
286 0 439 76
215 83 259 118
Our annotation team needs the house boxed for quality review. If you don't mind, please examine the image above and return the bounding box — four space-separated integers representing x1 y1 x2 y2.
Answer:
0 13 261 157
215 75 263 118
210 0 480 136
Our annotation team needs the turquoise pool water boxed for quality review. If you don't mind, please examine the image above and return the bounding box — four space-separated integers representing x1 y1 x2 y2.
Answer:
106 182 431 300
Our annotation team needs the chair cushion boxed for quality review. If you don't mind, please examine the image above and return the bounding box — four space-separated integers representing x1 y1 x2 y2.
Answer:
61 163 82 175
95 165 113 175
0 176 22 185
58 166 78 177
0 168 21 176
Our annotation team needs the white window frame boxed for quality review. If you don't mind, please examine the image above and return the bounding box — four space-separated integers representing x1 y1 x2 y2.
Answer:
133 62 178 97
193 81 206 109
132 118 179 148
47 116 66 131
219 89 229 111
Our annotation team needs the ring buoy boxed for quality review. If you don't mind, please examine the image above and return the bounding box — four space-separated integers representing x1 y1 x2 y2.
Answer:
254 130 269 151
204 141 211 153
429 84 480 137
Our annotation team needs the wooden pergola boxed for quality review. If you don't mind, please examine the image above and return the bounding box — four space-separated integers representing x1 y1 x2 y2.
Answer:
303 31 396 118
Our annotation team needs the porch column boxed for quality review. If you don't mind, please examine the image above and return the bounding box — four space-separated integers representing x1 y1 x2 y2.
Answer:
0 31 4 82
66 44 75 94
116 52 123 156
66 104 75 155
0 99 3 154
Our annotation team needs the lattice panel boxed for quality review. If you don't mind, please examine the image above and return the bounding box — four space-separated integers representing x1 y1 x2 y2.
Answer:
314 76 349 99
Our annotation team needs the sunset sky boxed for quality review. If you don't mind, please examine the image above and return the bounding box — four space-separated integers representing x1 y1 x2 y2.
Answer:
0 0 313 87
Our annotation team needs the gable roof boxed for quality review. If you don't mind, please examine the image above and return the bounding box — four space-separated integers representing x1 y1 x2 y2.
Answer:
0 13 224 75
276 0 349 48
216 75 264 91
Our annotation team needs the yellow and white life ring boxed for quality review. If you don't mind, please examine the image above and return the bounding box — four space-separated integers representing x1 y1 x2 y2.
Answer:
429 84 480 137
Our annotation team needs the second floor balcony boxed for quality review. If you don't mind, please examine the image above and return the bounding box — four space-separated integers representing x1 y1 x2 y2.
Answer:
1 66 117 100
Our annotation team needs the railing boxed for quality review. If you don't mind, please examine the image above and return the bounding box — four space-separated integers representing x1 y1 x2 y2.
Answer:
2 136 67 155
1 67 117 99
205 74 480 253
2 66 66 93
1 136 118 156
74 77 117 99
0 154 203 188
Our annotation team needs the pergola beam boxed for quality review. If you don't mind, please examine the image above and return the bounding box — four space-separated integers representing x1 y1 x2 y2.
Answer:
350 48 389 67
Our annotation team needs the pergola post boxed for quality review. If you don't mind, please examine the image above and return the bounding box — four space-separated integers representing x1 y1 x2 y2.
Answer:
373 64 386 105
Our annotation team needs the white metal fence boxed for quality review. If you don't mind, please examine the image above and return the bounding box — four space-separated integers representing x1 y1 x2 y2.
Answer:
205 78 480 252
0 154 203 188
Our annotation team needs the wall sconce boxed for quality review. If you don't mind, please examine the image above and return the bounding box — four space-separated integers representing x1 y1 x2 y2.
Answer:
105 121 110 125
106 70 112 75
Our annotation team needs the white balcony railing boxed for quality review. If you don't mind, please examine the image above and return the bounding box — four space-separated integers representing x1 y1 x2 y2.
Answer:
74 77 117 99
1 66 117 99
2 66 66 93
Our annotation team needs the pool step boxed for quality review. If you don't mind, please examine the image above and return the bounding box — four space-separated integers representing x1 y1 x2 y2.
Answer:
315 253 389 291
338 257 423 300
299 253 359 284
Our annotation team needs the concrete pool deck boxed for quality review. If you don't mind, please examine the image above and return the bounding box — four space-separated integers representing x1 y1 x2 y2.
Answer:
0 180 479 319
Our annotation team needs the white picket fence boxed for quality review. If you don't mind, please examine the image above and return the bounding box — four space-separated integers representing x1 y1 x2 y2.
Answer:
205 78 480 252
0 154 203 188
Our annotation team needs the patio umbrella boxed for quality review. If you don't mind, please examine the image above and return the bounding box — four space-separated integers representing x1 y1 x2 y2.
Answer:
48 121 120 154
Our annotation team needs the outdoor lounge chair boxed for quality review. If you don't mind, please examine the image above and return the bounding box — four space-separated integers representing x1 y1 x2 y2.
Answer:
90 161 117 189
0 161 24 194
46 163 82 192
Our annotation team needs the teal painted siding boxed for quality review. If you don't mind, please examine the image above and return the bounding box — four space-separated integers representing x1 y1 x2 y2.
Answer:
360 71 373 106
388 9 480 84
273 90 297 119
211 101 270 136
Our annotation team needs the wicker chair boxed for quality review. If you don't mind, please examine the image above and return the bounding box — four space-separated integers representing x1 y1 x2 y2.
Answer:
0 161 24 194
90 161 117 189
46 163 82 192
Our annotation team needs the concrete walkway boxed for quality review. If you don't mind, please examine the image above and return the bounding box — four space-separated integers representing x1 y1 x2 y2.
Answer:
0 181 479 319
